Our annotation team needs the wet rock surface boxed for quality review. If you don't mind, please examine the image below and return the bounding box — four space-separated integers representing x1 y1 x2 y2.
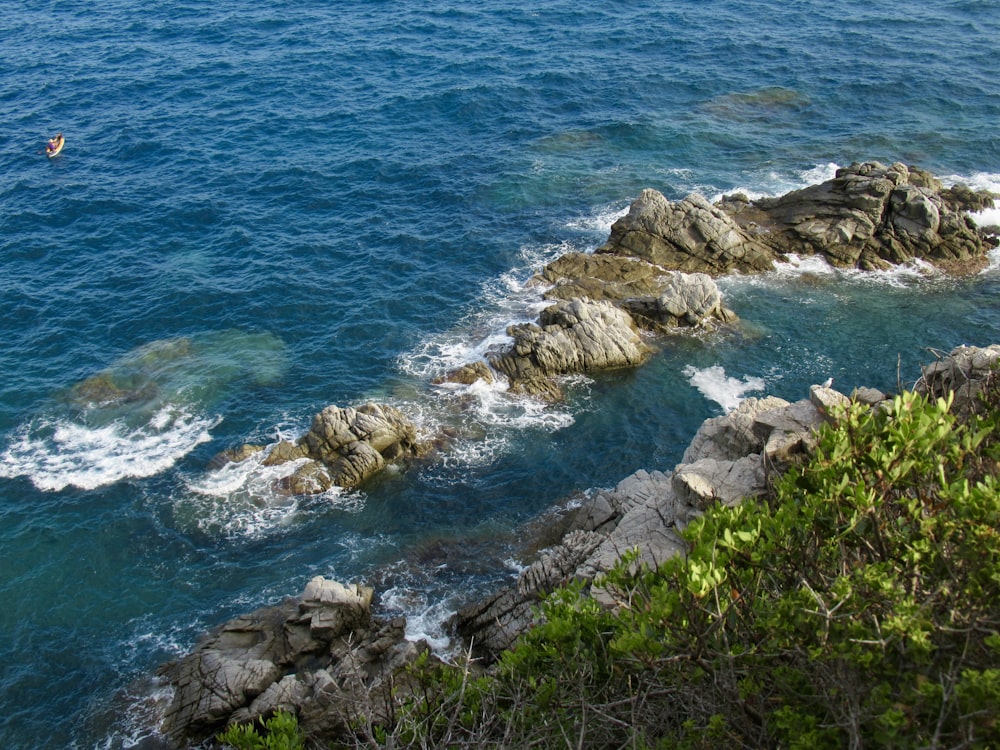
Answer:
159 577 431 747
215 402 429 495
599 162 996 275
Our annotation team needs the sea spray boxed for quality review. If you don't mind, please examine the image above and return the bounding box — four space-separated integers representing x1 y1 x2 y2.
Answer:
682 365 766 413
0 407 219 492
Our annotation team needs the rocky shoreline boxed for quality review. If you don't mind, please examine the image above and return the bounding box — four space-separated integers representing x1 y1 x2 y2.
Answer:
155 163 998 746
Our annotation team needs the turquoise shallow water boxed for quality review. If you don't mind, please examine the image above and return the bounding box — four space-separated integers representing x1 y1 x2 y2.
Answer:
2 1 1000 746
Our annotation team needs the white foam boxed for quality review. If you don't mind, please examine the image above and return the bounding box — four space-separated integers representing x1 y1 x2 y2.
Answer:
725 251 944 292
176 448 360 539
770 252 838 277
379 584 454 651
564 203 629 237
395 232 597 468
799 162 841 186
186 448 308 497
683 365 765 413
972 206 1000 228
0 405 219 492
461 377 574 430
399 234 599 386
859 257 944 287
939 171 1000 229
89 678 174 750
408 377 575 480
941 170 1000 194
985 246 1000 273
712 162 841 202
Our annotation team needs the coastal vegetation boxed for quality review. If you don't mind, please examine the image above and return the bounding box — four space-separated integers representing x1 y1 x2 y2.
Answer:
216 370 1000 749
217 710 305 750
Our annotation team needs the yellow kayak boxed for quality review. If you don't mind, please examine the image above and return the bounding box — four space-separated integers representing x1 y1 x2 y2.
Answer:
46 133 65 157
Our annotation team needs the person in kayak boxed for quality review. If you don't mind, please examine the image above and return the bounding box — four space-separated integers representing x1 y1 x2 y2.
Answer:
46 133 64 155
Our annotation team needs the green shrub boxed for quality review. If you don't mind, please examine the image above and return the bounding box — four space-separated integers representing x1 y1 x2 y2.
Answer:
370 383 1000 748
216 710 305 750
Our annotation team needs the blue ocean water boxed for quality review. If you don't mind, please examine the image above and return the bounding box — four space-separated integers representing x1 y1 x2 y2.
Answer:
2 1 1000 746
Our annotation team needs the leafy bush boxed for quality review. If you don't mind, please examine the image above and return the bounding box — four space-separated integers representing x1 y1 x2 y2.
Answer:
354 383 1000 748
217 710 305 750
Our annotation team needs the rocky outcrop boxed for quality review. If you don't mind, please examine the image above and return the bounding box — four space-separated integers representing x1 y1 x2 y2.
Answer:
436 272 735 399
159 346 1000 744
159 577 429 748
535 252 738 332
438 163 992 399
485 298 652 400
452 385 851 661
598 190 777 275
217 403 428 494
454 343 999 660
159 164 1000 743
599 162 997 275
915 344 1000 414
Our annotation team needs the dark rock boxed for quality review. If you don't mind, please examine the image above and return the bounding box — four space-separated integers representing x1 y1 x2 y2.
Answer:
452 529 606 659
432 360 495 387
226 403 428 494
598 162 996 276
487 298 651 400
158 578 429 748
207 444 265 470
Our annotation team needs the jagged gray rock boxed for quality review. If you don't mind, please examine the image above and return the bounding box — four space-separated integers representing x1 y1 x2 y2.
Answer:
160 346 1000 745
453 344 1000 662
598 190 776 274
620 271 739 331
451 527 606 657
809 383 851 417
159 577 428 748
577 470 691 581
487 298 651 400
452 388 839 662
159 162 1000 746
682 396 792 463
599 162 996 275
673 455 766 509
915 344 1000 413
215 403 428 495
